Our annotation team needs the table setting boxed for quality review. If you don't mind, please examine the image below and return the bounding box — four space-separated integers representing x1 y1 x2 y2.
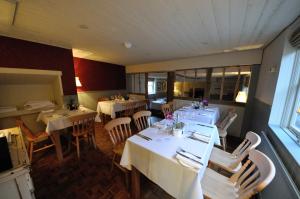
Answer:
174 102 220 125
121 116 220 199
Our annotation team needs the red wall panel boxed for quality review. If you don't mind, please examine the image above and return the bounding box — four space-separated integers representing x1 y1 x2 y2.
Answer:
0 36 76 95
73 57 126 92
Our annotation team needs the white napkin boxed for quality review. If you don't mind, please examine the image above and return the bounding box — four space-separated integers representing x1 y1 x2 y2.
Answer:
41 109 54 113
193 133 211 143
176 152 202 169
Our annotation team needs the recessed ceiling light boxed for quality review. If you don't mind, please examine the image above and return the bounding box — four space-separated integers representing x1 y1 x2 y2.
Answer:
124 41 132 49
79 24 88 29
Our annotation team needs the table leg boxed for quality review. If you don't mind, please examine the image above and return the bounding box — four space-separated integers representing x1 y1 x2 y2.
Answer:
51 131 63 162
131 166 140 199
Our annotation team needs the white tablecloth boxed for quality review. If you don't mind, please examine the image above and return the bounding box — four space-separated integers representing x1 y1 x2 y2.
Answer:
120 119 219 199
37 108 96 133
96 99 145 119
174 106 220 125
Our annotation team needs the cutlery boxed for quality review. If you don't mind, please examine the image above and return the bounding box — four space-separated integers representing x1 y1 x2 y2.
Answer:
193 132 211 138
197 124 214 128
136 134 152 141
179 148 202 159
176 151 203 165
188 136 209 144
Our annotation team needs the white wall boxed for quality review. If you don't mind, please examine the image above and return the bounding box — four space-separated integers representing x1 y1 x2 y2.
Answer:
174 99 245 138
255 35 286 105
126 49 262 73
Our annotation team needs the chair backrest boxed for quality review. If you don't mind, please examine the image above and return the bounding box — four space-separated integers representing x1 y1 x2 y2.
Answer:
230 131 261 168
161 102 173 117
69 112 97 136
123 102 136 116
104 117 132 145
219 112 237 130
133 111 151 131
229 150 275 199
15 118 36 140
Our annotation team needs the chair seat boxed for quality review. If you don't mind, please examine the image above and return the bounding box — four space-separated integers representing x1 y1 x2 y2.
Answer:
31 131 50 142
209 147 242 173
202 168 238 199
217 128 227 138
113 142 125 156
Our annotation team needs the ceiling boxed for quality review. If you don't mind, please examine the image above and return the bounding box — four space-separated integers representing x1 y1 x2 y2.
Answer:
0 0 299 65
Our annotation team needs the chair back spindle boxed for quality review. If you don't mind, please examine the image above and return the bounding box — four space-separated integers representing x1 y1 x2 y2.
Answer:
104 117 132 146
133 111 151 131
229 150 275 199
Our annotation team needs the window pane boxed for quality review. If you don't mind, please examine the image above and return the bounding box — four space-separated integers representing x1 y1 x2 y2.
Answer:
134 74 140 93
174 71 185 97
148 81 154 94
140 73 145 93
183 70 195 97
194 69 207 99
210 68 223 100
126 74 134 93
223 67 239 101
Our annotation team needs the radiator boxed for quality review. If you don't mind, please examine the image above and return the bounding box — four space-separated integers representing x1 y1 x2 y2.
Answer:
258 131 300 199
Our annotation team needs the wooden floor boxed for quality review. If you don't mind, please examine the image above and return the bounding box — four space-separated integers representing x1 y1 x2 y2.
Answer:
30 116 240 199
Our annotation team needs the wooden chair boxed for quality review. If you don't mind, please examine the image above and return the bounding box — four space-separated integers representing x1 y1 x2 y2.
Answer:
70 112 97 159
202 150 275 199
161 102 173 118
218 112 237 150
105 117 132 187
16 118 55 162
209 131 261 173
133 111 151 132
122 102 136 117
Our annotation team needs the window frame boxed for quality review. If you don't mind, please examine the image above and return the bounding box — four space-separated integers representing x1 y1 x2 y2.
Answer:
281 49 300 142
173 65 251 104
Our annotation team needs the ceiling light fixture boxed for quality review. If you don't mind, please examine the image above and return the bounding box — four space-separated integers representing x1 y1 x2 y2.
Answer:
124 41 132 49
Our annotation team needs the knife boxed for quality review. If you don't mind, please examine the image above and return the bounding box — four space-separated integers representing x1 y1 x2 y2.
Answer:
136 134 152 141
176 151 203 165
188 136 209 144
197 124 214 128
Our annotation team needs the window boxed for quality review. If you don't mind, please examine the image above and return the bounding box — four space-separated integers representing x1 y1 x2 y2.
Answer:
286 51 300 140
126 73 146 94
174 66 252 102
148 81 155 94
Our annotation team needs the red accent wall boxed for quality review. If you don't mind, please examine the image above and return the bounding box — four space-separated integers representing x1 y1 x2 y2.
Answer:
73 57 126 92
0 36 76 95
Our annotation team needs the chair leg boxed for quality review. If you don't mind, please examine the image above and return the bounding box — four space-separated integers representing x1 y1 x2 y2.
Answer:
222 137 226 151
29 142 34 162
76 136 80 159
91 134 97 149
111 153 116 172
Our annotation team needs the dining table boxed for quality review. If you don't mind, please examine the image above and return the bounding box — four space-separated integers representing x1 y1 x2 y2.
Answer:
174 106 220 125
96 99 146 121
36 107 96 162
120 118 220 199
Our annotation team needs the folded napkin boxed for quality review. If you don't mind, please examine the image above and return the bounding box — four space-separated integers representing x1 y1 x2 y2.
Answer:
41 109 54 113
193 133 211 143
176 152 202 169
